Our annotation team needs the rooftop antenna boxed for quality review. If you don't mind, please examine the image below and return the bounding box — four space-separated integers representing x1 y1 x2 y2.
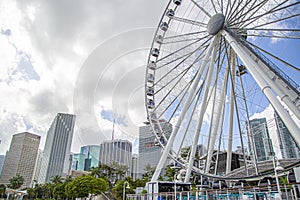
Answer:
112 118 115 141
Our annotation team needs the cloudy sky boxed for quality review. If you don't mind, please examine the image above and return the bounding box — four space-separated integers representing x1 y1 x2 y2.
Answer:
0 0 168 154
0 0 299 160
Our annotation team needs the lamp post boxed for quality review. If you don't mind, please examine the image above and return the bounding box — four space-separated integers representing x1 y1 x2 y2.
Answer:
123 181 130 200
174 174 177 200
273 156 284 200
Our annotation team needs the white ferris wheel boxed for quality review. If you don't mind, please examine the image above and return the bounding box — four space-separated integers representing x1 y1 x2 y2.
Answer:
145 0 300 182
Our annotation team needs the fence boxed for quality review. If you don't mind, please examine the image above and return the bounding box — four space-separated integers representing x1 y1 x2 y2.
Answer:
127 183 300 200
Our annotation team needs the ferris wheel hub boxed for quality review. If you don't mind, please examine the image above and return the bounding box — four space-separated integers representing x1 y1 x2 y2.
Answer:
207 13 225 35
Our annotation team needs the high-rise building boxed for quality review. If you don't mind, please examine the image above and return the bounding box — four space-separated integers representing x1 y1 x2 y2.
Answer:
32 150 43 184
138 121 172 178
0 155 5 176
80 145 100 171
131 154 138 180
99 139 132 177
39 113 76 183
274 112 300 159
248 118 274 161
0 132 40 188
71 153 85 171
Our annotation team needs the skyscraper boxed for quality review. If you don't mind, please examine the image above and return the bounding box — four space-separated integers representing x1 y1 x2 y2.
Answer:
248 118 274 161
0 132 40 188
71 153 85 171
0 155 5 176
131 154 138 180
99 139 132 177
32 150 43 184
39 113 76 183
274 112 300 159
80 145 100 171
138 121 172 178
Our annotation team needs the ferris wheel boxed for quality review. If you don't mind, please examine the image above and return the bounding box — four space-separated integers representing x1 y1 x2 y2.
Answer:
145 0 300 182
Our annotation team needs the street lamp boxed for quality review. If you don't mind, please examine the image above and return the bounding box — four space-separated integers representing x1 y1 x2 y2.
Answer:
123 181 130 200
273 156 284 200
174 174 177 200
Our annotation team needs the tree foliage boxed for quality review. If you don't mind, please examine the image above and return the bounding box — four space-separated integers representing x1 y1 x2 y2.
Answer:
0 184 6 198
142 164 155 179
111 180 135 200
91 161 129 189
9 174 24 189
65 175 109 198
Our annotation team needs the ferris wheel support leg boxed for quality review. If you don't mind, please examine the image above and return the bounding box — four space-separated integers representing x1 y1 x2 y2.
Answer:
204 59 229 175
222 30 300 148
226 53 235 175
151 36 218 182
184 35 221 183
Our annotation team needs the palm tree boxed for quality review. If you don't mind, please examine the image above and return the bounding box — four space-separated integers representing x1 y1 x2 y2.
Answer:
143 164 155 179
51 175 63 184
9 174 24 189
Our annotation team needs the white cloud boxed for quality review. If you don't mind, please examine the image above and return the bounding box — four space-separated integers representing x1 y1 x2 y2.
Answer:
0 0 167 154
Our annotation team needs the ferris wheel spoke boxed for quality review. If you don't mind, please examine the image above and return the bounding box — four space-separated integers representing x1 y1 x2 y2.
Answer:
226 0 248 22
190 0 212 18
163 30 207 41
228 64 253 176
234 1 298 28
162 37 203 44
224 0 231 17
161 31 209 45
156 36 210 63
155 41 209 82
246 33 300 39
237 27 300 38
237 62 259 175
154 67 191 96
227 0 257 24
156 37 210 70
156 44 209 70
210 0 218 14
175 85 204 159
154 45 209 114
242 28 300 32
155 79 194 120
220 0 224 14
228 0 268 27
245 40 300 72
249 13 300 30
171 16 207 27
229 0 284 27
154 52 207 99
227 0 244 21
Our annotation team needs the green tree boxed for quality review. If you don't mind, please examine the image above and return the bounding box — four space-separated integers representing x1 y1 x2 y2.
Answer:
64 175 73 183
66 175 109 198
9 174 24 189
33 183 43 199
0 184 6 198
51 175 63 184
26 187 35 199
91 162 129 189
53 183 67 199
164 165 176 181
42 182 52 198
111 180 135 200
134 177 149 188
142 164 155 179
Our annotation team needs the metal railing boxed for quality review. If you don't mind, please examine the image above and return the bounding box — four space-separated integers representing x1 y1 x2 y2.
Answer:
127 182 300 200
